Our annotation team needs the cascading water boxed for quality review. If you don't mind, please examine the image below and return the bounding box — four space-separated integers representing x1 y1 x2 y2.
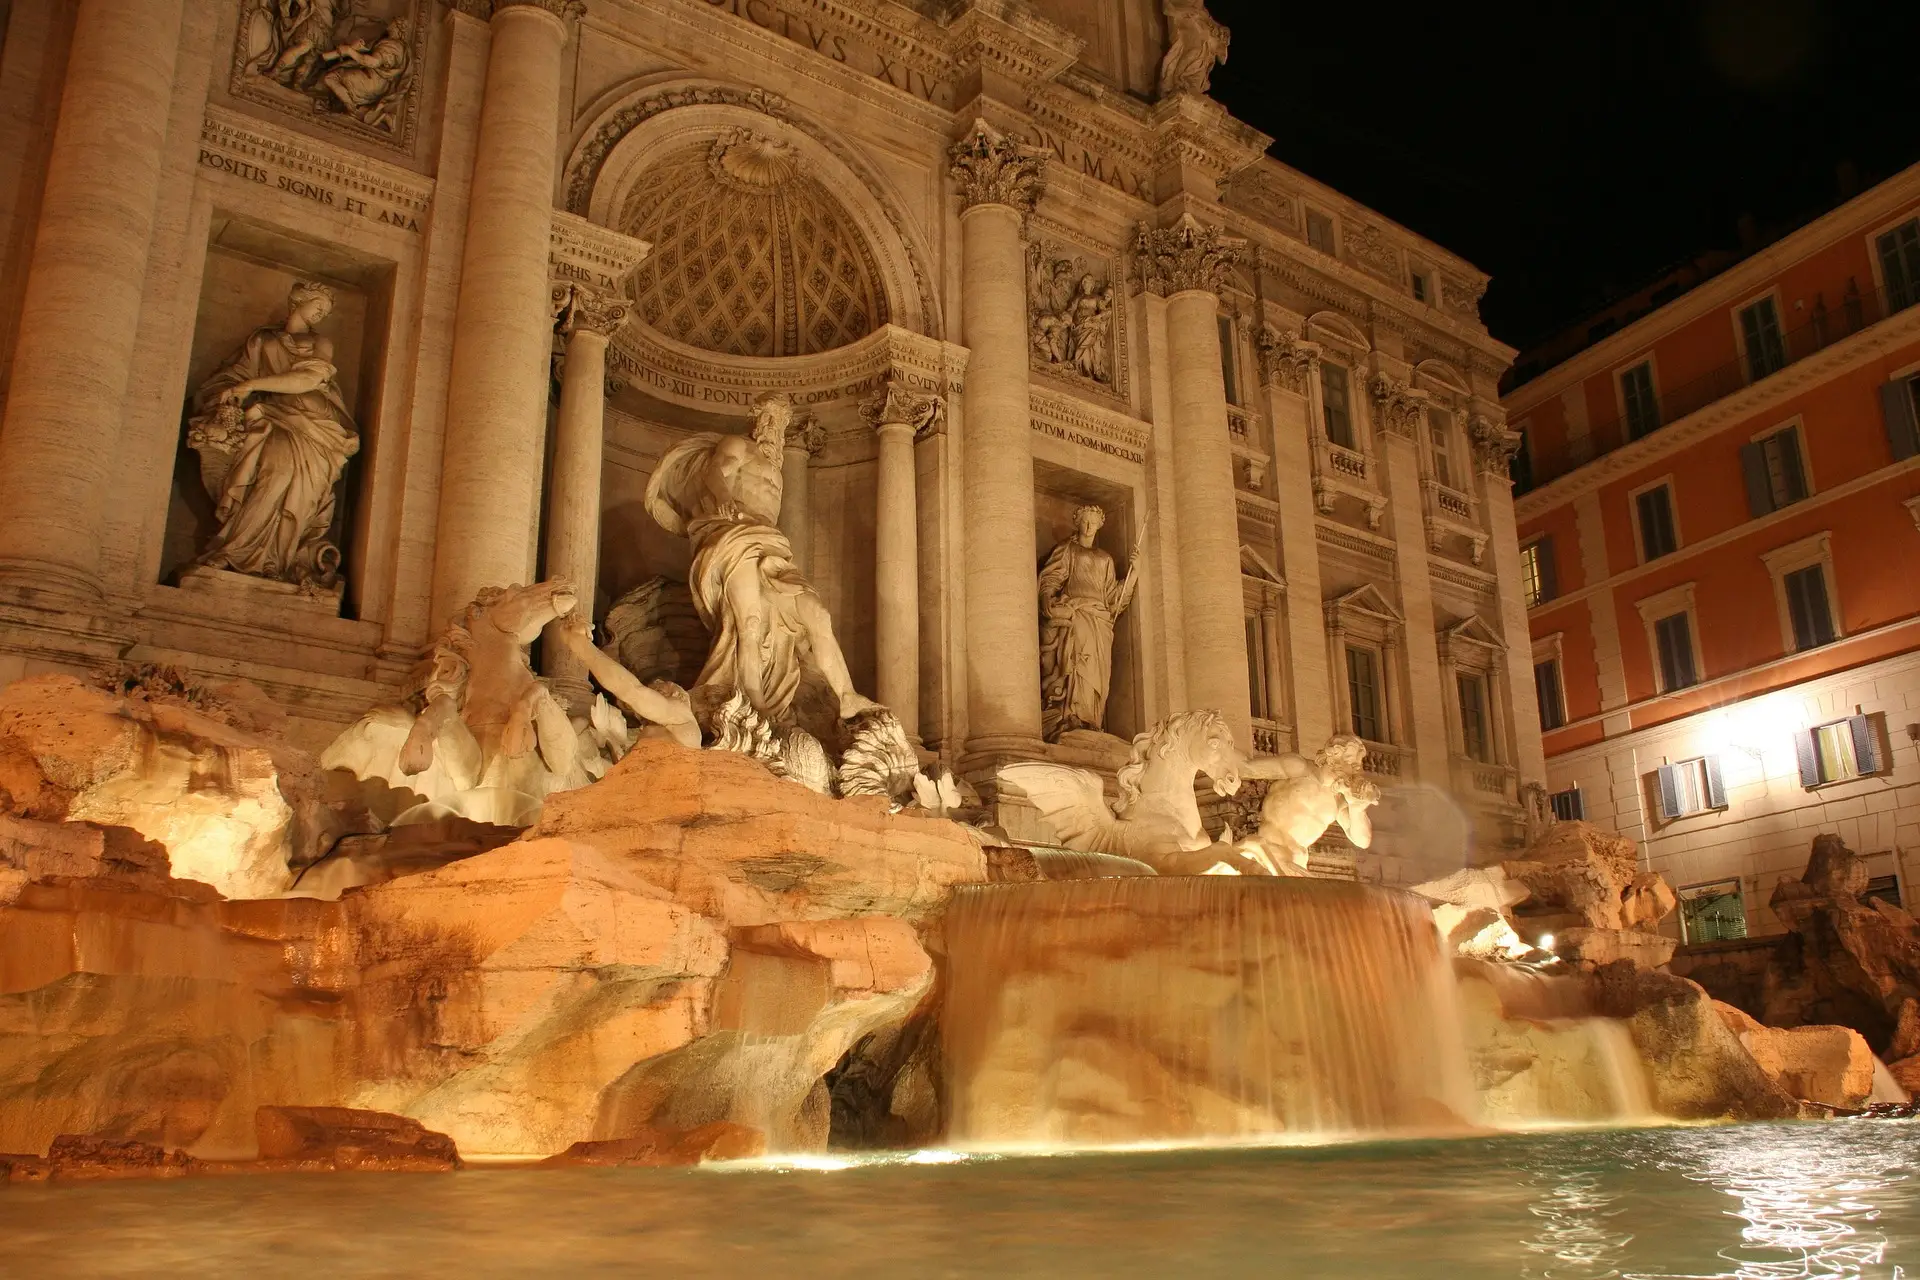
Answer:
942 877 1478 1148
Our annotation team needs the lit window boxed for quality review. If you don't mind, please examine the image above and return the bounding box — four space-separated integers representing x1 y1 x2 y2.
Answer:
1679 879 1747 943
1346 644 1383 741
1306 210 1336 255
1636 484 1677 561
1654 755 1726 820
1548 785 1583 821
1741 425 1809 516
1796 715 1884 787
1457 673 1492 762
1653 611 1697 691
1520 537 1557 607
1621 361 1661 440
1740 297 1787 380
1321 363 1354 450
1534 658 1565 731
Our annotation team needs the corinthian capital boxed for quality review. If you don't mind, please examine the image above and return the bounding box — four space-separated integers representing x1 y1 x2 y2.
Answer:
1255 325 1320 395
553 284 630 339
1367 373 1427 438
785 411 825 457
948 119 1047 215
1469 414 1523 478
1134 214 1245 297
861 377 944 439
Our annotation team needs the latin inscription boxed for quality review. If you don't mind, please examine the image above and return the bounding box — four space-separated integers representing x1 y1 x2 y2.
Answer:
1025 126 1151 201
197 146 424 233
1032 418 1145 465
702 0 951 107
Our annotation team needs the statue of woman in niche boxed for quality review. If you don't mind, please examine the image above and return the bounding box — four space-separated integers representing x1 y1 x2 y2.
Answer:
186 280 359 588
1067 274 1113 384
1038 505 1145 741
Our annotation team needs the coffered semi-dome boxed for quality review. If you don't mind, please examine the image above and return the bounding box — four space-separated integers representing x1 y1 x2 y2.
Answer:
623 131 889 358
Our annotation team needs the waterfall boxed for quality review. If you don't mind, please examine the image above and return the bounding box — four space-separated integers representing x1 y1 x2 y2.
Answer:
942 877 1477 1148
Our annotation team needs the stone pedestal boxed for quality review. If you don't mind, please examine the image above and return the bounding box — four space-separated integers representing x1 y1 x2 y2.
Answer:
428 0 577 631
0 0 185 603
1138 216 1253 751
541 284 628 710
862 380 942 739
949 120 1047 750
177 566 346 618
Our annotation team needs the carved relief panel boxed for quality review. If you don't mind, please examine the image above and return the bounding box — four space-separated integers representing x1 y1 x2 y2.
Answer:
231 0 430 153
1027 231 1126 399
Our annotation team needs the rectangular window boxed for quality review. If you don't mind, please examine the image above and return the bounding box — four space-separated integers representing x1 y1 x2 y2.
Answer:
1881 375 1920 461
1307 210 1336 255
1457 673 1491 762
1245 614 1268 720
1679 879 1748 944
1636 484 1677 560
1879 217 1920 312
1218 314 1239 406
1864 874 1903 910
1796 715 1884 787
1784 563 1835 651
1321 362 1354 450
1427 408 1455 488
1654 755 1726 820
1520 537 1557 607
1740 297 1788 381
1654 611 1697 691
1621 361 1661 440
1548 786 1584 822
1740 425 1809 516
1346 644 1383 741
1411 271 1429 303
1534 658 1565 731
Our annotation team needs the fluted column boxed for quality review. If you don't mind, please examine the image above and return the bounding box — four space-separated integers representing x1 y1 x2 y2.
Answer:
540 283 628 708
428 0 580 629
1471 411 1546 783
862 378 942 738
0 0 185 602
1138 215 1254 751
949 120 1047 748
779 412 823 575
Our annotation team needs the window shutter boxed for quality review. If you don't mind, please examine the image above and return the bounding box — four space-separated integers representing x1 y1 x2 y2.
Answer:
1850 715 1883 776
1794 730 1821 788
1703 755 1727 809
1655 765 1682 821
1537 535 1558 601
1882 379 1920 461
1740 441 1773 516
1781 430 1809 502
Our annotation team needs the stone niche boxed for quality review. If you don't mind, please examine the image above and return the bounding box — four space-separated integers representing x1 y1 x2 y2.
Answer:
1034 460 1143 743
161 215 393 617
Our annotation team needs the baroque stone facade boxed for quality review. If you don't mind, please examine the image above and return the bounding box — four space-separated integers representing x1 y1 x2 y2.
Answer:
0 0 1536 875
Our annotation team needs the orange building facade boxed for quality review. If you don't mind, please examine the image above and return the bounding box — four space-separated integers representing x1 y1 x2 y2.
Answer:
1508 163 1920 954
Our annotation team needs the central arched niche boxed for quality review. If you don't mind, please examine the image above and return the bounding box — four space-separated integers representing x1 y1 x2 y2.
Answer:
625 131 888 358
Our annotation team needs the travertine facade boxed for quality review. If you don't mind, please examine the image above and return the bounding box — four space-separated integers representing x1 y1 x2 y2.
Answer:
0 0 1536 876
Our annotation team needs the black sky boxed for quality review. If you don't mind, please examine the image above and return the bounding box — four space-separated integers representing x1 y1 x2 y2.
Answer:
1203 0 1920 352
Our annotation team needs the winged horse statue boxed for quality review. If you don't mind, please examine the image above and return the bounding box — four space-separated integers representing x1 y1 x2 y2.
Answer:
998 713 1381 877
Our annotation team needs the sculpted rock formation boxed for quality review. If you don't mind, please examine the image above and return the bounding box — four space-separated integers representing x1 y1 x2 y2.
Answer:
186 281 359 589
0 737 984 1161
1502 819 1679 968
1763 834 1920 1088
0 669 333 898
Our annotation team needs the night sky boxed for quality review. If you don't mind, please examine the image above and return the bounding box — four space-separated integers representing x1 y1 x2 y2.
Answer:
1204 0 1920 353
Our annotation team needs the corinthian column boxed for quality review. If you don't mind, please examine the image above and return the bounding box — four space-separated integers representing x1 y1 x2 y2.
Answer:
1137 214 1254 750
862 378 943 738
540 284 628 708
778 412 823 575
0 0 185 602
429 0 581 630
949 119 1047 749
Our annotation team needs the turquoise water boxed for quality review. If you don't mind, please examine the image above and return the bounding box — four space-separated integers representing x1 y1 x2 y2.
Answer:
2 1122 1917 1278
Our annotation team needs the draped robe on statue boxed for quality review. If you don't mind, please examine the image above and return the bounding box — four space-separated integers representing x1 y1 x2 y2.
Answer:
193 326 359 582
646 434 811 723
1038 538 1132 739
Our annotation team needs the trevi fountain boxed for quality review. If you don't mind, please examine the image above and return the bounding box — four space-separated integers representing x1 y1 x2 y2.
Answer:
0 0 1915 1274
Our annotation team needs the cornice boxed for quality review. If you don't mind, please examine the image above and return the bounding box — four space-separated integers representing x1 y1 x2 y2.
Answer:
1512 303 1920 519
200 104 434 219
1505 158 1920 414
938 1 1082 88
1316 518 1399 565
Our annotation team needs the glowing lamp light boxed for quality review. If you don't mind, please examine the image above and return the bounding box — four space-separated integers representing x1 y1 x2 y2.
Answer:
1538 933 1556 953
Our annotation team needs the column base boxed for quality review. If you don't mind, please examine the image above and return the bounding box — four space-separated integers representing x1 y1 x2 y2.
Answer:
0 559 104 611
